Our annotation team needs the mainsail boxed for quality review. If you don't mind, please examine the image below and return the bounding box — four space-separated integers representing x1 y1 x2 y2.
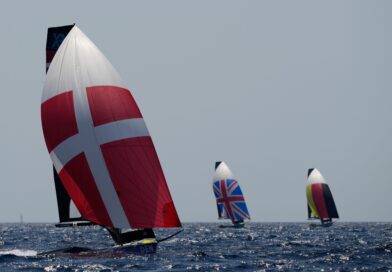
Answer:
46 24 89 226
41 25 181 233
46 25 74 73
212 161 250 224
306 168 339 223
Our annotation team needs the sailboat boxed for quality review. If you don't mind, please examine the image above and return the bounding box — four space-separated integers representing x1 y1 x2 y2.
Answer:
40 25 182 254
306 168 339 226
212 161 251 228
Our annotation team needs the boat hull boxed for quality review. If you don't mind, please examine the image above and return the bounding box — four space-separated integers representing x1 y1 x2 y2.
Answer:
309 221 334 228
112 241 157 254
321 222 333 227
219 222 245 229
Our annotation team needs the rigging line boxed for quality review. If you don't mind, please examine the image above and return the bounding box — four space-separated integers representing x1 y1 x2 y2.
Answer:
157 229 183 243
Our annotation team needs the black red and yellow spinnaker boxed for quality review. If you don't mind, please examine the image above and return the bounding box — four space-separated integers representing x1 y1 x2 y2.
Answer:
306 168 339 225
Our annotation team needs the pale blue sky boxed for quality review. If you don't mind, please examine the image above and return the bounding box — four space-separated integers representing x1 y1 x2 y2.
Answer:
0 1 391 222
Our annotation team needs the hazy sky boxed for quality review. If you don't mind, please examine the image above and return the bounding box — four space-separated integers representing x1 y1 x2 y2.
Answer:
0 1 391 223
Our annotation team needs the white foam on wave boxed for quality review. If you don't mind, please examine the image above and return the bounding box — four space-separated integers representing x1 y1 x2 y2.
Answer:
164 237 179 244
0 249 37 257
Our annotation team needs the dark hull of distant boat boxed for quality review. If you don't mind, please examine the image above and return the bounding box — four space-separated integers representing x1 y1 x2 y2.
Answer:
38 241 157 257
309 221 334 228
219 222 245 229
321 221 333 227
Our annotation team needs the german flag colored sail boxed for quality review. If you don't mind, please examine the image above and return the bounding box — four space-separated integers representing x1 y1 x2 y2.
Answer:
41 26 181 230
212 162 250 223
306 168 339 221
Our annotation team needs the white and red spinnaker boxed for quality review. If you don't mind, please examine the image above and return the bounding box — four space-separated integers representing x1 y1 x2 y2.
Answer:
41 26 180 229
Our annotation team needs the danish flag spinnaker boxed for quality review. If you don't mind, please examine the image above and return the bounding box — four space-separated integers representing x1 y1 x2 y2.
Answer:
41 25 181 230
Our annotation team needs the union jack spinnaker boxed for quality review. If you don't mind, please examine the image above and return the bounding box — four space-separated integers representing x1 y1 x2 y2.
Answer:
212 162 251 226
306 168 339 225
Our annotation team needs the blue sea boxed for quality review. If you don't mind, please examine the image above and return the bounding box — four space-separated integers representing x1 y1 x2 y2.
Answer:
0 223 391 271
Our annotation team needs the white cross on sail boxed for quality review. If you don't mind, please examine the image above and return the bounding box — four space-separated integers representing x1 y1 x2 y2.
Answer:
44 27 148 229
42 25 181 230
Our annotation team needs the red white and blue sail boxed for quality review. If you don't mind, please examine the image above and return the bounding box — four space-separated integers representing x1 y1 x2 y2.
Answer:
41 25 181 230
212 162 250 223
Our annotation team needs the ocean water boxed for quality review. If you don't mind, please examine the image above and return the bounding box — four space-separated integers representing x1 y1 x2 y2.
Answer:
0 223 391 271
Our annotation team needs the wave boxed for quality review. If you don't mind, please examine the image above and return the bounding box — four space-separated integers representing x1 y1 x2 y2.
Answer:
0 249 37 257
